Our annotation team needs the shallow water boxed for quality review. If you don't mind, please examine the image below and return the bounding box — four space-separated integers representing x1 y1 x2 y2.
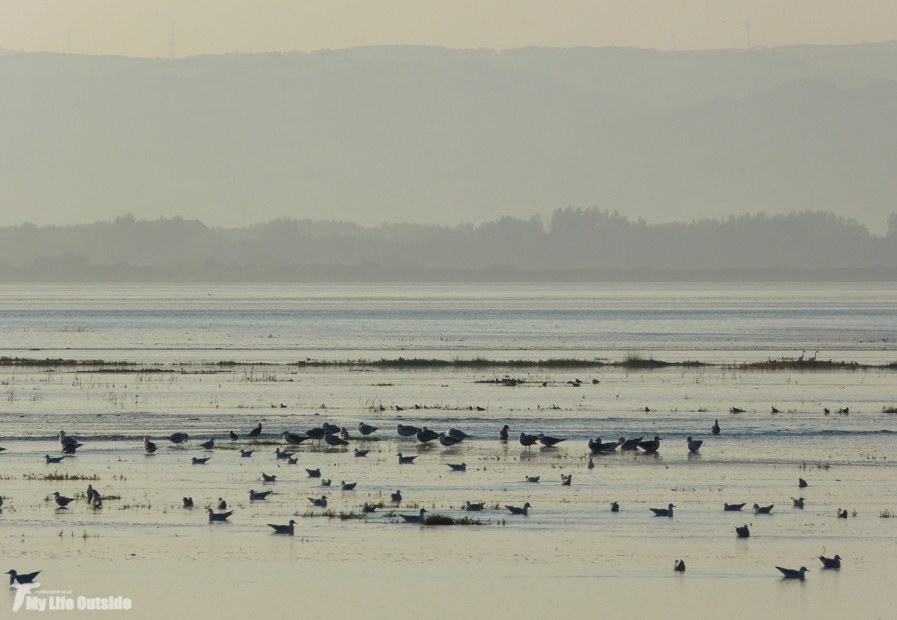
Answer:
1 284 896 618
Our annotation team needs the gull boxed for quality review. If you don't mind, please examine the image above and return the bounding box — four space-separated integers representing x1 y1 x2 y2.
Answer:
268 520 296 535
587 458 594 469
791 497 805 509
143 437 157 454
818 555 841 569
58 430 81 448
619 437 642 450
686 437 703 452
525 476 540 483
499 425 510 441
340 481 357 490
322 423 340 434
240 449 254 457
438 433 462 448
207 508 233 521
320 479 332 487
338 427 351 441
262 473 276 482
776 566 809 580
396 424 420 438
505 503 531 515
45 455 66 464
192 457 210 464
305 428 326 440
519 433 539 449
281 431 308 445
799 478 808 488
397 453 417 464
588 438 618 452
248 423 262 440
307 495 327 507
724 503 746 511
674 560 686 572
7 570 41 586
305 468 321 478
353 449 369 457
228 431 238 441
287 457 297 464
539 433 566 447
447 463 467 471
638 436 662 452
416 427 439 443
53 492 74 508
62 443 79 455
447 428 472 441
362 503 377 513
91 495 103 509
183 497 194 508
610 502 620 512
650 503 675 517
771 406 780 414
464 501 484 511
753 503 774 514
274 448 295 460
86 485 99 503
357 422 378 437
711 420 721 435
200 438 215 450
836 508 849 519
324 433 349 447
0 446 5 453
730 407 744 414
399 508 428 523
735 524 750 538
217 498 227 510
560 474 572 486
249 489 272 501
167 432 189 445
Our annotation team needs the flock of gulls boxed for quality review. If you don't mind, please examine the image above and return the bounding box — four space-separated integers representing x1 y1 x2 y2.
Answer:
4 415 848 586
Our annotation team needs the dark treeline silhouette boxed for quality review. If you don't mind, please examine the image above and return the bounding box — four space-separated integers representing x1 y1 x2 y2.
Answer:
1 210 895 281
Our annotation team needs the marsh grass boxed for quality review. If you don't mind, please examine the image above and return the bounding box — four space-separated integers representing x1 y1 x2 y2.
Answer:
26 472 100 481
422 514 483 526
880 509 895 518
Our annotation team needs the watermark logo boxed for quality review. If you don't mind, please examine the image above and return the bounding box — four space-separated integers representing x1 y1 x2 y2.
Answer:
11 583 132 613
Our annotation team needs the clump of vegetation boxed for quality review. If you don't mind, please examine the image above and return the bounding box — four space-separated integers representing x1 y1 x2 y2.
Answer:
25 472 100 481
301 509 367 520
882 407 897 414
422 514 483 526
880 509 895 519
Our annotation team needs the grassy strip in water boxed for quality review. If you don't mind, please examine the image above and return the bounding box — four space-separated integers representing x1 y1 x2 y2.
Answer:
422 514 483 526
25 472 100 481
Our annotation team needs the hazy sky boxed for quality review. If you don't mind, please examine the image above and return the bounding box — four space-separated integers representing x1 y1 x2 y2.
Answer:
2 0 895 57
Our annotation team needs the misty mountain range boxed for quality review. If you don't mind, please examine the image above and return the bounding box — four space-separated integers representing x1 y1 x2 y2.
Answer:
2 43 897 231
1 210 894 281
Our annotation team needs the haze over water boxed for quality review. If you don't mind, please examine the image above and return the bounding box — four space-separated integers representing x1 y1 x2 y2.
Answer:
1 283 896 619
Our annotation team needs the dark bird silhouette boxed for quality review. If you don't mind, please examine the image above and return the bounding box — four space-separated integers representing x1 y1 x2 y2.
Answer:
711 420 721 435
735 524 750 538
499 425 510 441
6 570 41 586
248 423 262 440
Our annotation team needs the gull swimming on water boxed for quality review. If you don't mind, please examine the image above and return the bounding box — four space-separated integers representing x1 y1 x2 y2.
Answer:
357 422 378 437
320 479 332 487
525 476 540 483
200 438 215 450
610 502 620 512
505 503 531 515
340 481 357 490
262 473 277 482
183 497 194 508
791 497 805 508
353 449 369 457
650 503 675 517
240 449 254 457
390 490 402 502
207 508 233 521
619 437 642 451
308 495 327 507
399 508 428 523
674 560 686 572
143 437 157 454
836 508 849 519
167 432 189 445
53 492 74 508
362 503 377 513
753 503 774 514
560 474 572 486
735 524 750 538
776 566 809 580
45 455 66 464
686 437 703 452
397 453 417 464
711 420 721 435
249 490 272 501
217 498 227 510
818 555 841 569
305 468 321 478
447 463 467 471
192 456 210 464
464 501 484 511
7 570 41 586
268 520 296 535
724 503 746 511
